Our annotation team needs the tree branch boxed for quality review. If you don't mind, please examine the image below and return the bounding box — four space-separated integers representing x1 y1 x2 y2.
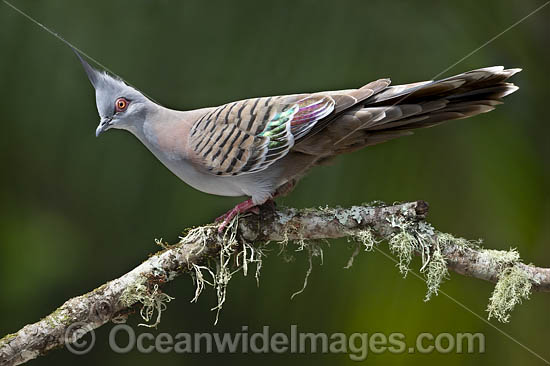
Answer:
1 200 548 365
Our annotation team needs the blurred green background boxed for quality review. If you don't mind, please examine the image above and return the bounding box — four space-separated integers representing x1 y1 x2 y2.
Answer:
1 0 549 364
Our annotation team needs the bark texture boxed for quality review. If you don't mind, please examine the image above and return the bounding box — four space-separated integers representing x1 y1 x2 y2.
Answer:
0 201 548 366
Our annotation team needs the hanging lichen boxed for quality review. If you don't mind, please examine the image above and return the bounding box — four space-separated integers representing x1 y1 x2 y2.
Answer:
487 265 533 323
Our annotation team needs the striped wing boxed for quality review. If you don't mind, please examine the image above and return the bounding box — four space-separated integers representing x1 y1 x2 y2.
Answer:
188 95 335 176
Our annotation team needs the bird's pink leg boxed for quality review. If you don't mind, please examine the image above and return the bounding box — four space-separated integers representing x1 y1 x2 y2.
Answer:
216 198 258 232
216 182 296 232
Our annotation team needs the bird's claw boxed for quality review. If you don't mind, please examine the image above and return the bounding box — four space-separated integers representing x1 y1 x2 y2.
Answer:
217 215 234 233
216 199 261 233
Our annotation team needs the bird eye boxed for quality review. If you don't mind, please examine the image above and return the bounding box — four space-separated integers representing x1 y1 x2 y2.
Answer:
115 97 129 112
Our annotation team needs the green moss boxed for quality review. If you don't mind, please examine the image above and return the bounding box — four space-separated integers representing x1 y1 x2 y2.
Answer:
41 306 72 329
0 332 17 348
487 265 532 323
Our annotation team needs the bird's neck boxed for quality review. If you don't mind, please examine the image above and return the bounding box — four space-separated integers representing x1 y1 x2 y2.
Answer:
130 105 197 161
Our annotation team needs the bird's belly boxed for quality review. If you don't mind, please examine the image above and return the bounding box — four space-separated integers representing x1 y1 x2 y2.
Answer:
142 136 284 202
165 158 246 197
139 133 247 197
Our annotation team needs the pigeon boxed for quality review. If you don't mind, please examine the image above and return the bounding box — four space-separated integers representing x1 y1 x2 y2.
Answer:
74 51 520 231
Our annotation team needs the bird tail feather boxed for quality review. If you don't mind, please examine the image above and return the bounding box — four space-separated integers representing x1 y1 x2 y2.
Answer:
293 66 520 156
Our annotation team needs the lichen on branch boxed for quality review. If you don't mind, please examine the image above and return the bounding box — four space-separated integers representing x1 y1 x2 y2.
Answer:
1 200 549 366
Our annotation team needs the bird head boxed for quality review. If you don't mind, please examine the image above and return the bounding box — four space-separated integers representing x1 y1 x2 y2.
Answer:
73 50 152 137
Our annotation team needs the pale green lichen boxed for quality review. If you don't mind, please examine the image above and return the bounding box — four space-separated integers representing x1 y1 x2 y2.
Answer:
182 225 214 260
362 200 387 207
42 306 72 329
119 276 174 328
335 210 350 225
349 206 364 224
154 238 170 249
423 242 448 301
236 240 265 286
387 217 450 301
345 229 376 269
435 232 480 253
190 263 215 303
422 231 479 301
318 204 332 213
487 265 532 323
354 229 376 251
0 332 17 349
483 248 520 268
334 205 364 225
210 215 240 324
387 214 423 276
427 232 533 320
481 247 528 322
388 230 419 277
276 209 295 225
138 284 174 328
180 206 532 327
290 239 324 300
189 214 263 324
344 244 361 270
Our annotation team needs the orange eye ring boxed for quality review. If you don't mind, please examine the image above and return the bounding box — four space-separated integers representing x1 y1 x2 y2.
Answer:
115 97 129 112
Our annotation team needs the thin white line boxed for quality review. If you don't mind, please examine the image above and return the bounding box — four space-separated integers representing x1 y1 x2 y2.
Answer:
432 0 550 81
333 1 550 146
3 0 116 76
373 246 550 364
2 0 158 103
4 0 549 361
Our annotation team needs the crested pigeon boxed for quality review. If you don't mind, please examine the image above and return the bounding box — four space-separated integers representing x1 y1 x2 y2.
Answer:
73 51 520 231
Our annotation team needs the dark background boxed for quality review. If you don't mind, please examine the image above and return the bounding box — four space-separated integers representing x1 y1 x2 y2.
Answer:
1 0 549 364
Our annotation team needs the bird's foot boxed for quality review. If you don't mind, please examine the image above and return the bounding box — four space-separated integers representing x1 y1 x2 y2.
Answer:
216 198 257 233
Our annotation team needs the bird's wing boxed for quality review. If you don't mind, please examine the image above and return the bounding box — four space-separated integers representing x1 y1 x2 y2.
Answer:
188 80 390 176
188 95 330 175
188 81 384 176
